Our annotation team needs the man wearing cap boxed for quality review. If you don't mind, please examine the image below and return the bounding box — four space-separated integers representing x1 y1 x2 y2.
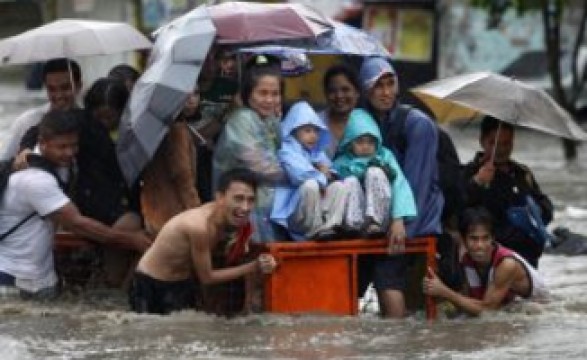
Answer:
358 57 444 318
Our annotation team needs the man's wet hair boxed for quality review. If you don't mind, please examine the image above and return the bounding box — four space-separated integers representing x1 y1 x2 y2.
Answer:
38 109 82 140
480 116 514 138
214 47 236 61
458 206 494 238
216 168 257 194
240 57 283 108
323 64 360 95
84 77 129 114
108 64 140 84
42 58 81 84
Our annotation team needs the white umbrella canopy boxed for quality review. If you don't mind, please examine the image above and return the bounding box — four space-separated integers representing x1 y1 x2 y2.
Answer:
412 71 587 141
0 19 152 65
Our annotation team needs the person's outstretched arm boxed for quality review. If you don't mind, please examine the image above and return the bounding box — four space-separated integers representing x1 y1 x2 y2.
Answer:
50 203 152 252
423 262 516 316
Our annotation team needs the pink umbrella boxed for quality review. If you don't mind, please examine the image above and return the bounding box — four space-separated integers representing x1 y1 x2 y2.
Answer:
208 1 333 44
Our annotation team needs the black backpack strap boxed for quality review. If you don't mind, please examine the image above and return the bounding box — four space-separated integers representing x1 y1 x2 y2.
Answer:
26 154 67 189
0 212 36 241
0 155 63 242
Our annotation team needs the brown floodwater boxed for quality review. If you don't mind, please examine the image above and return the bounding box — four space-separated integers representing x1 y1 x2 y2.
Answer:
1 84 587 359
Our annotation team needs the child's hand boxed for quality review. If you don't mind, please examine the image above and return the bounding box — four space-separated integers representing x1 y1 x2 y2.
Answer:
387 219 406 254
315 163 333 181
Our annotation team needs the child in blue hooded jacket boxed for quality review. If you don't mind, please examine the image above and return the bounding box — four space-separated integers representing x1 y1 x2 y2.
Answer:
271 101 349 240
333 108 417 245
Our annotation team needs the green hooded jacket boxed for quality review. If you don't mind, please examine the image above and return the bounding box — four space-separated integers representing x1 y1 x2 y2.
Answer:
333 109 417 219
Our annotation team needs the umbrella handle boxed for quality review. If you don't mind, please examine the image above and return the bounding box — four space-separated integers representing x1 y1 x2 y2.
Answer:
490 121 501 164
67 60 76 96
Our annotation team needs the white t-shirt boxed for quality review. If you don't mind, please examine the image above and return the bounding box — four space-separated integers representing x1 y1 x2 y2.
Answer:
0 168 69 292
0 103 50 161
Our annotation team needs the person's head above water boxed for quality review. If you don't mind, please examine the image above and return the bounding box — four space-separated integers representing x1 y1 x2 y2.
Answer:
108 64 140 92
241 61 283 119
43 58 82 111
479 116 515 165
459 207 496 265
359 57 399 116
322 64 360 118
215 168 258 228
83 77 129 131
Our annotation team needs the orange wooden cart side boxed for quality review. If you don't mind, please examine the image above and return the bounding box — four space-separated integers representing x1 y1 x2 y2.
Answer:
54 233 438 319
261 237 438 319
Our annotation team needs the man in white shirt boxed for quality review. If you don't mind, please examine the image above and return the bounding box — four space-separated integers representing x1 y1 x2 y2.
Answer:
0 58 82 161
0 109 151 299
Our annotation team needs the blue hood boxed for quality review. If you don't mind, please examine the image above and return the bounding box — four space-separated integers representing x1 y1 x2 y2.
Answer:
359 56 396 92
281 101 331 156
337 108 383 155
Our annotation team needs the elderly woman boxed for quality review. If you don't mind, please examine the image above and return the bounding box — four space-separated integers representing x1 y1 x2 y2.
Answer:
213 61 287 242
319 64 361 158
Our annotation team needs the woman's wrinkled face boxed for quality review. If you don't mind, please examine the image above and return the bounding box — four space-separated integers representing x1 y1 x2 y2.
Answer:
367 74 398 113
248 75 281 119
326 74 360 116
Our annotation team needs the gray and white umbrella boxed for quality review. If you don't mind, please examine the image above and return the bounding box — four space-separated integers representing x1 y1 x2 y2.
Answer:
412 71 587 141
0 19 152 65
116 5 216 185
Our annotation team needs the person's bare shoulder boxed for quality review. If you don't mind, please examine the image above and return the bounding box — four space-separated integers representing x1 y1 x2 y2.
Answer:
167 204 214 242
493 257 520 285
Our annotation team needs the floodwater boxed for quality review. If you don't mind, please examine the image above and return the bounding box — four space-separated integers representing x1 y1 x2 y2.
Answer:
1 82 587 359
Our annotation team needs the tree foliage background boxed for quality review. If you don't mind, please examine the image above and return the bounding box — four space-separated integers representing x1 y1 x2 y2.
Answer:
472 0 586 161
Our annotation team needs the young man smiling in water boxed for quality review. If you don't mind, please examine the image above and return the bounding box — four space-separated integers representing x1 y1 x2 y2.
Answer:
130 168 277 315
423 207 548 316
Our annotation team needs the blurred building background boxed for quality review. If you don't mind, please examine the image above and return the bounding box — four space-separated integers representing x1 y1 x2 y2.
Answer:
0 0 584 108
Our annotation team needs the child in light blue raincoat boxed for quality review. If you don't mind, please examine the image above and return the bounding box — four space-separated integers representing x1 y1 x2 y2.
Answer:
333 108 417 243
271 101 349 241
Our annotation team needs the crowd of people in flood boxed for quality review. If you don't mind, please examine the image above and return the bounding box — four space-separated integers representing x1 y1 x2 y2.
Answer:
0 51 553 318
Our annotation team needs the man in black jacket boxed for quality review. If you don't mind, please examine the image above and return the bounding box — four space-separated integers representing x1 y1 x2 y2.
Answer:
463 116 553 267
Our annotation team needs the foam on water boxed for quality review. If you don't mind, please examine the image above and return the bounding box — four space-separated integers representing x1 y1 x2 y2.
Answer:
0 336 34 360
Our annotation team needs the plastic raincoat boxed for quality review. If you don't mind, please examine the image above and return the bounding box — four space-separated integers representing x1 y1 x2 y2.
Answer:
333 109 417 220
213 107 286 242
270 101 333 239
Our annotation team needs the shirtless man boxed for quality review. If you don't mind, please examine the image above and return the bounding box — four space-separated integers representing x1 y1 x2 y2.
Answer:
423 207 548 316
129 168 277 315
